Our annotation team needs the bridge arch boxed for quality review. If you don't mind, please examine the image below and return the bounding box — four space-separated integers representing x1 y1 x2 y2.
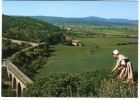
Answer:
17 82 22 97
23 88 26 91
4 61 33 97
9 73 12 81
13 77 16 89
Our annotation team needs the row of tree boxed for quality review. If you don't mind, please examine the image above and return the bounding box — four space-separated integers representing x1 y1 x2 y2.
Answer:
117 42 138 46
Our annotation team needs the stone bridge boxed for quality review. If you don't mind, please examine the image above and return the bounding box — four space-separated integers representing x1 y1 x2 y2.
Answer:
2 38 45 96
3 60 33 97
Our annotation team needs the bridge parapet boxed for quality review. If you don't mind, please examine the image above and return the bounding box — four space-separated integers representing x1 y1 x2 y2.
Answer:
5 61 33 84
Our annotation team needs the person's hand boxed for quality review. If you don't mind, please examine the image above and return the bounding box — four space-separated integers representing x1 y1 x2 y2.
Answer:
118 66 123 71
118 67 121 70
111 70 114 74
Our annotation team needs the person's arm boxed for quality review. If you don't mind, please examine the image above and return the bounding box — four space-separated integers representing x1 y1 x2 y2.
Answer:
111 60 125 73
111 65 119 73
118 66 123 70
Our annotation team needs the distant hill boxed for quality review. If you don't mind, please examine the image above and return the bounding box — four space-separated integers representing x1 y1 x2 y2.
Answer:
2 15 66 43
29 16 138 26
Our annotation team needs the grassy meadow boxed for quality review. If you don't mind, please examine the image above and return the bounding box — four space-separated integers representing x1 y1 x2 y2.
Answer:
34 37 138 79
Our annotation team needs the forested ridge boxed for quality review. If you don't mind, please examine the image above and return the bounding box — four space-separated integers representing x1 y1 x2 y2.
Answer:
30 16 138 26
2 15 66 43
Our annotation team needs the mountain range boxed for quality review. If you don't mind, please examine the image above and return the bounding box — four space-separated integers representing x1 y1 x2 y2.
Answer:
29 16 138 26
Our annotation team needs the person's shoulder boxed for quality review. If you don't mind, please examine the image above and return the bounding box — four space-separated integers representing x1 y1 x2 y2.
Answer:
119 54 128 60
119 54 124 57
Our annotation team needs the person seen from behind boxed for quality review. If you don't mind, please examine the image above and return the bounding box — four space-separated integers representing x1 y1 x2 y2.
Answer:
111 50 133 83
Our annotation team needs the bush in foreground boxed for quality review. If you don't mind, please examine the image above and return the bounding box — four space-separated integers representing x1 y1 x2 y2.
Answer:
23 72 80 97
23 69 138 97
99 79 138 97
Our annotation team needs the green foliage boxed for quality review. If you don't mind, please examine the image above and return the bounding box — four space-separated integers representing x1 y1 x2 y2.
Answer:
2 15 66 43
117 42 138 46
43 42 50 56
2 39 29 59
11 51 44 78
2 67 9 80
2 90 16 97
23 72 80 97
63 39 72 46
78 69 112 97
11 42 50 79
12 51 31 66
23 69 137 97
46 32 65 44
99 79 138 97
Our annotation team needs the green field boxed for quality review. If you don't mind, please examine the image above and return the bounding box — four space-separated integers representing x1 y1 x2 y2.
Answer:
34 37 138 79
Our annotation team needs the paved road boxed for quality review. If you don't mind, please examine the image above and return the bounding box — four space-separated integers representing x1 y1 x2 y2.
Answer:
5 61 33 85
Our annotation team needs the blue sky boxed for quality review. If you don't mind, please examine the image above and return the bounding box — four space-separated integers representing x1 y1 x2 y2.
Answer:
2 1 138 20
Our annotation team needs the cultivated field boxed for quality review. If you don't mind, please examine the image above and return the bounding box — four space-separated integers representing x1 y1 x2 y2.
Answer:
35 37 138 79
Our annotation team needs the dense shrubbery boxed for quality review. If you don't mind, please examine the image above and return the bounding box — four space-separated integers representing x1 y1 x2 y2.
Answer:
23 73 79 97
23 69 138 97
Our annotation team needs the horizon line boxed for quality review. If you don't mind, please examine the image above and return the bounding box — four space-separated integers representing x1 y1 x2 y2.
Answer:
2 14 138 20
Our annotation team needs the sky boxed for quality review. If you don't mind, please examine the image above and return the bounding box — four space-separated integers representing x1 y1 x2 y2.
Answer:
2 1 138 20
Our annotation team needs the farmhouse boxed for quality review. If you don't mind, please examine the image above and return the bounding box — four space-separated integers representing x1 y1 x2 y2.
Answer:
72 40 82 46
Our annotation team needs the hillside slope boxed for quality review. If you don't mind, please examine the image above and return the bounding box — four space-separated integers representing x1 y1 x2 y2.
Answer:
2 15 66 43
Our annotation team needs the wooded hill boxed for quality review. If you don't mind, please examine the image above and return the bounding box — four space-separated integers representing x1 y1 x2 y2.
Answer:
2 15 66 43
30 16 138 26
